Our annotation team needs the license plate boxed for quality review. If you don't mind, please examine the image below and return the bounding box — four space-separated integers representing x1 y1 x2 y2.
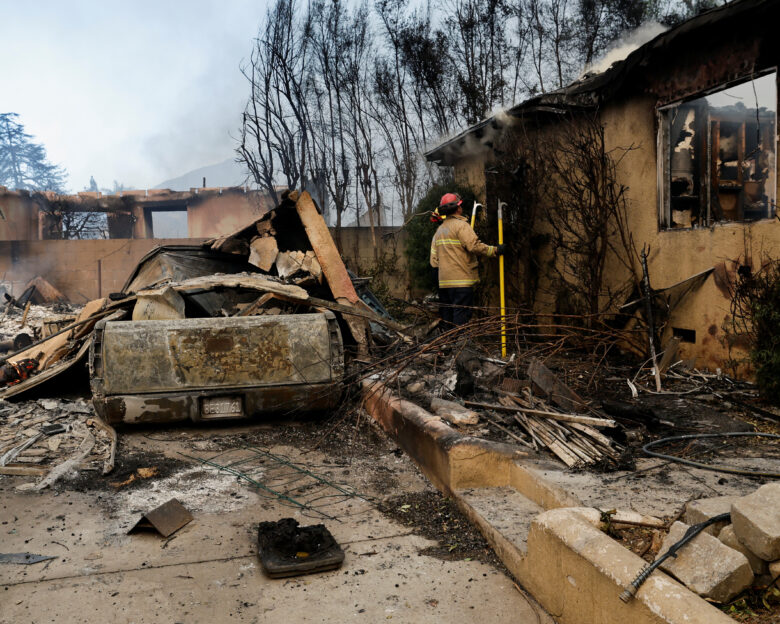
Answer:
201 396 243 419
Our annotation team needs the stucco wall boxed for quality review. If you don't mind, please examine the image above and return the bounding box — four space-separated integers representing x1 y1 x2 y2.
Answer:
187 192 274 238
454 157 488 201
0 238 207 303
0 192 40 241
600 95 780 375
0 227 410 304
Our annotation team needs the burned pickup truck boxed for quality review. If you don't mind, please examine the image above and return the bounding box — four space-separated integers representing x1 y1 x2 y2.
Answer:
1 190 398 424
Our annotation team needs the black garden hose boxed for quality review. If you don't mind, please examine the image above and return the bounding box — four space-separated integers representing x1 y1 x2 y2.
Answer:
642 432 780 479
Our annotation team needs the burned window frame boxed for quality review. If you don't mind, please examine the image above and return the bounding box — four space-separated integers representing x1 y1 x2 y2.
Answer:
657 70 778 231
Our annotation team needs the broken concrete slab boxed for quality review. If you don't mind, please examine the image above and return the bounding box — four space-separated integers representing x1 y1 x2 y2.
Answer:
657 521 753 603
731 481 780 561
430 397 479 426
248 235 279 272
132 286 185 321
275 250 306 279
683 496 739 535
301 251 322 280
718 524 767 575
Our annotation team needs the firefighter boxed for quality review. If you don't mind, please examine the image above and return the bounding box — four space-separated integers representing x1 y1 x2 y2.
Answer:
430 193 504 327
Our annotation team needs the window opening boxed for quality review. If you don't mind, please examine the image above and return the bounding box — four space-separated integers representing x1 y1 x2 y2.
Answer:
659 73 777 229
149 209 188 238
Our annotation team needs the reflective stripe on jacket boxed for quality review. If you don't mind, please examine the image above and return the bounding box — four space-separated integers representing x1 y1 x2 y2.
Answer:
430 215 496 288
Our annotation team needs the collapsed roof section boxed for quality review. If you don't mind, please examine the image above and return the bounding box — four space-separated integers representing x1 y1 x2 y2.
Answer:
425 0 778 166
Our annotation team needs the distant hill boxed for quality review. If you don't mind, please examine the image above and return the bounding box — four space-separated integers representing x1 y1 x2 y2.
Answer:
154 158 252 191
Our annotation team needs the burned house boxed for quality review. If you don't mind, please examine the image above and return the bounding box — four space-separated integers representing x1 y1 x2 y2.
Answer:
0 186 403 302
425 0 780 377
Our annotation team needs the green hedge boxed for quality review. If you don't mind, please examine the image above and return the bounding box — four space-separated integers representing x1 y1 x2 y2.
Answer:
404 184 479 291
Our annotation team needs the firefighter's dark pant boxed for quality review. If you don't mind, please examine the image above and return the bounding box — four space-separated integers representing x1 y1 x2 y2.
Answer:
439 287 474 327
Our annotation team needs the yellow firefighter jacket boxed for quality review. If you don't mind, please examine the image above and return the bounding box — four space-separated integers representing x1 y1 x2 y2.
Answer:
430 215 496 288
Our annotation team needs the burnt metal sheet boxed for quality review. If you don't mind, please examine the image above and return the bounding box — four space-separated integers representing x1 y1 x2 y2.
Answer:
122 246 259 294
98 313 340 395
129 499 193 537
620 268 714 315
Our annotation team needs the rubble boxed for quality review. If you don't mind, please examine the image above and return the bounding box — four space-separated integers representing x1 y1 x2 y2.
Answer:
0 397 114 484
657 521 754 603
430 397 479 426
683 496 739 536
730 481 780 561
0 191 399 426
718 525 767 575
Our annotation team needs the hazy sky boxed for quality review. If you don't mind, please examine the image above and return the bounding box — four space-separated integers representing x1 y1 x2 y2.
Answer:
2 1 267 192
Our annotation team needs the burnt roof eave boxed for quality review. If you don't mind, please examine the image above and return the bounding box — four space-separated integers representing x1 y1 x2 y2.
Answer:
425 0 775 165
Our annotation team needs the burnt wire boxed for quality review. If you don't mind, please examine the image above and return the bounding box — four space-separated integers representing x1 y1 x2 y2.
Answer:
180 445 377 522
642 432 780 478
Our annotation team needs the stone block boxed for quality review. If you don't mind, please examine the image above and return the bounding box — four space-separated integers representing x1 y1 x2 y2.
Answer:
718 525 767 575
683 496 739 535
731 482 780 561
658 521 753 603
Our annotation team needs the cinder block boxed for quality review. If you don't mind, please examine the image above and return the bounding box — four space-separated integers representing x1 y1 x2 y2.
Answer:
658 521 753 603
684 496 739 535
731 482 780 561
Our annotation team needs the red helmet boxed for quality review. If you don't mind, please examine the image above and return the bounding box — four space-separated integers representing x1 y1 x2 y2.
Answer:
439 193 462 209
439 193 462 215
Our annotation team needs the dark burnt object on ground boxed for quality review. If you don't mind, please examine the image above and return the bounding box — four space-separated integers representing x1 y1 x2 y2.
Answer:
257 518 344 578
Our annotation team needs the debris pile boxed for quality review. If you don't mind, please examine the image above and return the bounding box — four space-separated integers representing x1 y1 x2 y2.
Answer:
0 397 115 484
396 348 629 469
0 190 399 428
651 483 780 603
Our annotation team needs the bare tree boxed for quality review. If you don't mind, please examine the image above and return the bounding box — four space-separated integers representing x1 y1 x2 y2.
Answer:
541 113 639 320
238 0 315 207
444 0 512 124
308 0 352 232
373 0 424 222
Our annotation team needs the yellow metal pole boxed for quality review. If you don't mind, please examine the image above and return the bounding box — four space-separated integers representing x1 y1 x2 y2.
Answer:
497 200 507 357
470 201 482 228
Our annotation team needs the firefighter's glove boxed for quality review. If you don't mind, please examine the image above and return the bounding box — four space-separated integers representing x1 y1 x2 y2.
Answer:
496 244 506 256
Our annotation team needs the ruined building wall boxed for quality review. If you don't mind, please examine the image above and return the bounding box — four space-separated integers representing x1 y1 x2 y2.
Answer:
0 228 409 303
454 157 488 202
187 191 274 239
0 188 410 302
0 190 41 241
453 96 780 375
0 238 208 303
600 94 780 376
